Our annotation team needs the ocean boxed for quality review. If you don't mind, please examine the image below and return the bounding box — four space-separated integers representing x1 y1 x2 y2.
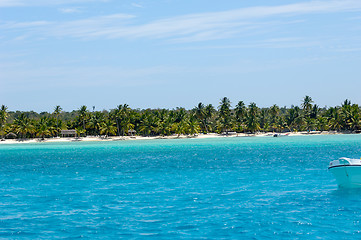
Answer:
1 134 361 239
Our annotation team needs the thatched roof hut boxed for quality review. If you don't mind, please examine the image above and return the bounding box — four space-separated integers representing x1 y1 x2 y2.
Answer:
61 130 77 137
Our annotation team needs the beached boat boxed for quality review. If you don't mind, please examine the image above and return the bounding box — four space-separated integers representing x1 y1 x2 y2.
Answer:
273 133 290 137
329 157 361 188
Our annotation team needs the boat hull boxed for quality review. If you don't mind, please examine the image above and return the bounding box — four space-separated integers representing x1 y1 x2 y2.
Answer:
329 166 361 188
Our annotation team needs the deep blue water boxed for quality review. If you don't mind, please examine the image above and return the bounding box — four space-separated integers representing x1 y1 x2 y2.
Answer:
1 135 361 239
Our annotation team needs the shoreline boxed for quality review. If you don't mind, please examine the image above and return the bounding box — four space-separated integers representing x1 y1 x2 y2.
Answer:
0 131 351 145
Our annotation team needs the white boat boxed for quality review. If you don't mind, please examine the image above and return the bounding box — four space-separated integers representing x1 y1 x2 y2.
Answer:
273 133 290 137
329 157 361 188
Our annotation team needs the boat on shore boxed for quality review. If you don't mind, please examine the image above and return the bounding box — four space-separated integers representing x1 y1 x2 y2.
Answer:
273 133 290 137
329 157 361 188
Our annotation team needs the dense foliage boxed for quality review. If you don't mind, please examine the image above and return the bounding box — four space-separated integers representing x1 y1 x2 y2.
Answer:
1 96 360 139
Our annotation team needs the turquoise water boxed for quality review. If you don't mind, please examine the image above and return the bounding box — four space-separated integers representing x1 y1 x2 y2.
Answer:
1 135 361 239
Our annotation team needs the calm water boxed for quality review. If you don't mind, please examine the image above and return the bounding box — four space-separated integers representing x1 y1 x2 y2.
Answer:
1 135 361 239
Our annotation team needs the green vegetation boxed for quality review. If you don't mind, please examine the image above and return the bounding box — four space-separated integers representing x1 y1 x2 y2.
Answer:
1 96 361 139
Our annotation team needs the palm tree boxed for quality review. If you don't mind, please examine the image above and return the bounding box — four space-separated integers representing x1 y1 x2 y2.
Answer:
204 104 215 133
259 109 269 132
304 117 316 132
235 101 247 132
139 110 156 136
174 107 187 123
154 109 172 136
286 106 302 131
87 111 105 136
340 100 353 130
246 102 260 133
348 104 361 131
100 119 117 138
115 104 132 136
78 105 88 135
316 116 329 132
325 107 342 131
158 119 172 136
218 97 232 134
194 103 208 133
343 99 351 107
235 101 246 121
122 118 135 136
187 116 200 136
36 117 51 140
114 105 125 136
53 105 62 136
173 119 187 137
302 95 313 117
75 127 86 138
269 104 280 132
0 105 8 139
276 116 287 132
13 113 34 139
310 104 319 119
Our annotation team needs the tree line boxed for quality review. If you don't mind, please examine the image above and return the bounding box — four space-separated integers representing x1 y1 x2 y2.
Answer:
0 96 360 140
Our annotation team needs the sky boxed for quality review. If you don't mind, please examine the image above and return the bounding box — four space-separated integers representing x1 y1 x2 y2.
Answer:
0 0 361 112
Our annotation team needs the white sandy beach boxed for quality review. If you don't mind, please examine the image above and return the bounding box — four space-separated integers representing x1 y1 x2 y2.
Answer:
0 131 344 144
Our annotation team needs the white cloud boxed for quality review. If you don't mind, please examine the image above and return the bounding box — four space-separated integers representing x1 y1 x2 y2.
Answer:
1 21 51 29
1 0 361 42
59 7 82 13
0 0 24 7
131 3 143 8
333 47 361 52
178 37 321 50
49 14 136 39
0 0 105 7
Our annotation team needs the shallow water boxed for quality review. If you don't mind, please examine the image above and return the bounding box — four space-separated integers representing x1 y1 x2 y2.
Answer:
1 135 361 239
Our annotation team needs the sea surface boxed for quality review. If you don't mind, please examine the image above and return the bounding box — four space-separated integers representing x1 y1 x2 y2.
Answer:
1 135 361 239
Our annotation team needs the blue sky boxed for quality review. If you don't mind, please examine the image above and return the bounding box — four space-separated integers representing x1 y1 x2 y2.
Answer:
0 0 361 112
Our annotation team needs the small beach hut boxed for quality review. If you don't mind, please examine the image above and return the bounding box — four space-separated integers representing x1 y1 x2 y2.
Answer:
61 130 77 138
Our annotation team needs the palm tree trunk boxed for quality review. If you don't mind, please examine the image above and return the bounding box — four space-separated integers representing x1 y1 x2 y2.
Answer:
203 120 208 133
83 120 86 135
116 118 120 136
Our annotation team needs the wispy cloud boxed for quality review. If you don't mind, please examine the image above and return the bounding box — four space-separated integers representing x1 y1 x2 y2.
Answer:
0 0 24 7
177 37 322 50
1 0 361 42
131 2 143 8
333 47 361 52
49 14 136 39
0 0 106 7
59 7 82 14
1 21 51 29
349 16 361 20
